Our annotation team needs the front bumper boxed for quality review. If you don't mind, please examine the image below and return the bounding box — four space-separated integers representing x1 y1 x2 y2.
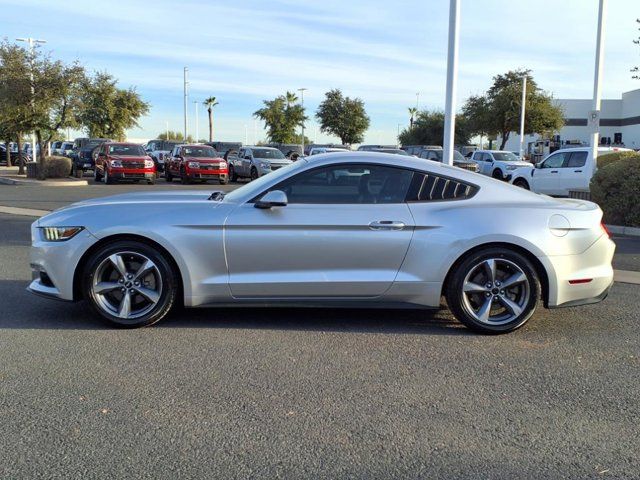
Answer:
108 169 155 180
185 169 228 181
28 224 97 302
542 234 616 308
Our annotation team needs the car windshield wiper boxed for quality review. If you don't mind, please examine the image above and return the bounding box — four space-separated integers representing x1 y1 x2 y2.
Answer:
208 191 225 201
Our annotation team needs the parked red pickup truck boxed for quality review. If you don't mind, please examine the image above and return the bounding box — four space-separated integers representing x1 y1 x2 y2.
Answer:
94 142 156 185
165 144 228 184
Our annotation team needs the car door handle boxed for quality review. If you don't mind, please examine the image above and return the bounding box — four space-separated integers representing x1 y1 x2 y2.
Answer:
550 170 558 173
574 170 582 173
369 221 406 231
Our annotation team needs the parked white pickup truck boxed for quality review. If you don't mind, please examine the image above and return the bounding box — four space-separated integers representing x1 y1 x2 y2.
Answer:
509 146 633 196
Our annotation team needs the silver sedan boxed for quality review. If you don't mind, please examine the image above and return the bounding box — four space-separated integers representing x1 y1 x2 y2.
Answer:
28 152 615 334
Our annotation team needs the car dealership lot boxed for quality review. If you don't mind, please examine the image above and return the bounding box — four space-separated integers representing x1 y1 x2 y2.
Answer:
1 185 639 478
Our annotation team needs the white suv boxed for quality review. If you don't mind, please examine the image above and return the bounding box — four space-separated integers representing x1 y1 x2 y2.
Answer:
509 146 633 196
470 150 533 180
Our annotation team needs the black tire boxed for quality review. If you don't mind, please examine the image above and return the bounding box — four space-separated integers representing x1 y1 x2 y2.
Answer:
82 240 178 328
250 167 258 181
513 178 530 190
165 169 173 182
181 170 191 184
446 247 540 334
492 169 503 180
229 164 238 182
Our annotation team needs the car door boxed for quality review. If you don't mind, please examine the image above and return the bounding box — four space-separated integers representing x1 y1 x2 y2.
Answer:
242 148 253 176
556 151 589 195
530 151 568 195
224 163 416 298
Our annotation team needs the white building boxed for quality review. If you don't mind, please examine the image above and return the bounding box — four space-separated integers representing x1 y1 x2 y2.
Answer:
500 87 640 153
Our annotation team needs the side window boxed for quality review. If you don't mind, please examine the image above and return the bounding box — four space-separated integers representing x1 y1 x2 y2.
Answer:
259 164 414 204
541 152 567 169
427 151 439 161
406 173 478 202
476 153 486 161
566 151 587 168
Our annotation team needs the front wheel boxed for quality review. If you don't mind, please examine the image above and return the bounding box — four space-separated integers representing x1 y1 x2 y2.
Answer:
82 240 178 328
250 167 259 181
492 169 503 180
513 178 530 190
446 247 540 334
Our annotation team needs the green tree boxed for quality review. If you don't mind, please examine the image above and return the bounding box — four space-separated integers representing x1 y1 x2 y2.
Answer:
0 42 31 171
408 107 418 128
76 72 149 141
463 69 564 150
316 89 370 145
157 130 193 142
203 96 219 141
398 110 470 146
254 91 306 143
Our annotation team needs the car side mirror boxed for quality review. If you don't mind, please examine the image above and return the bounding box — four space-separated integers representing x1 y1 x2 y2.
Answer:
535 163 541 169
255 190 288 209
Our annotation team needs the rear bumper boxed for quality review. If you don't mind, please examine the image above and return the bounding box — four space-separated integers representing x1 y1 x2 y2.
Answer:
542 234 616 308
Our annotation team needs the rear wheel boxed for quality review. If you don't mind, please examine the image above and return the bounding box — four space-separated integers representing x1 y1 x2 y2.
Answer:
492 169 503 180
513 178 530 190
446 247 540 334
82 240 178 328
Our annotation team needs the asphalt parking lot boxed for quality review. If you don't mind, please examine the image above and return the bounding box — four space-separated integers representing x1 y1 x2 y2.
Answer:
1 184 639 479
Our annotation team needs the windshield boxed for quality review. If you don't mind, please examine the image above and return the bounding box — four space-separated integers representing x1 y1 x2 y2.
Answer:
492 152 519 161
224 160 306 202
253 148 285 159
108 144 145 156
182 146 218 157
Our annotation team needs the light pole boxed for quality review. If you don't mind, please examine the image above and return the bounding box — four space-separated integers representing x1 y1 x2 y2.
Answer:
518 74 527 158
17 37 46 161
590 0 607 165
183 67 189 141
415 92 420 109
193 100 199 142
442 0 460 166
298 88 307 154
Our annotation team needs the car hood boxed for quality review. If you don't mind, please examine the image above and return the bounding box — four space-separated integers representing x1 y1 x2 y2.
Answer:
73 191 215 207
110 155 150 162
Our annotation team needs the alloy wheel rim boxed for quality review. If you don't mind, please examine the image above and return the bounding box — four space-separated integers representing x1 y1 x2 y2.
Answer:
461 258 530 325
91 251 162 321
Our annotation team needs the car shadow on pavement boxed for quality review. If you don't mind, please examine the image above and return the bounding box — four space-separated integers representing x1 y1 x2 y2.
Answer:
0 280 466 335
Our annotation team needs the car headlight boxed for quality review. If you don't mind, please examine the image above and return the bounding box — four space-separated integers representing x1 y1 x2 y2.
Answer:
110 160 122 168
506 165 517 170
260 162 271 169
144 159 154 168
187 161 200 168
39 226 83 242
218 161 227 169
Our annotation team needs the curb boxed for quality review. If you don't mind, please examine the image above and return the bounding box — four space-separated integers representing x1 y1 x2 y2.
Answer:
0 205 52 217
606 224 640 238
0 176 88 187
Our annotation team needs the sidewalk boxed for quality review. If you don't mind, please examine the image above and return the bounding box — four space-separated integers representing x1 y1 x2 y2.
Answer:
0 166 88 186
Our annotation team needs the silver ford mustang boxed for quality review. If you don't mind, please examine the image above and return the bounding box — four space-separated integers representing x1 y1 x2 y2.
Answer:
28 152 615 333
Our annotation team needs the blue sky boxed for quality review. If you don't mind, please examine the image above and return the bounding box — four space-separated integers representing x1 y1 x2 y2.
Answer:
2 0 640 143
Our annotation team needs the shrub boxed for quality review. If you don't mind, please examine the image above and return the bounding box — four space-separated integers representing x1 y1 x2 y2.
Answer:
43 155 72 178
596 150 640 169
591 156 640 227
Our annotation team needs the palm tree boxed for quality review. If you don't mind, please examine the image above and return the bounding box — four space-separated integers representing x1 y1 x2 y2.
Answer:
203 96 219 142
285 91 298 108
408 107 418 128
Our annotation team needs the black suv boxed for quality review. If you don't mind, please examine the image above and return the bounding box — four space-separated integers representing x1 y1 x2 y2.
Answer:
70 138 111 177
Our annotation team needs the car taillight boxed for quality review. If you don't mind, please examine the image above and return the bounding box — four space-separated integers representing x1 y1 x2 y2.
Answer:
600 222 610 238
